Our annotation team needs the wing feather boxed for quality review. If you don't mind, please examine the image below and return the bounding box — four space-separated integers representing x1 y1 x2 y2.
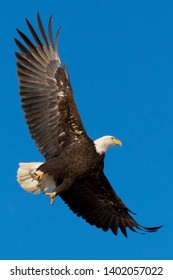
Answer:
25 17 43 46
60 173 162 237
48 16 54 49
37 13 49 47
15 14 90 159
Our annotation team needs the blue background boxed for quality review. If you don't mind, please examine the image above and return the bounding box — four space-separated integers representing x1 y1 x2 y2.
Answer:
0 0 172 260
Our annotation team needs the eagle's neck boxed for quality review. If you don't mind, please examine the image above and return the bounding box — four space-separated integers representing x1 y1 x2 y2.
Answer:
94 136 114 155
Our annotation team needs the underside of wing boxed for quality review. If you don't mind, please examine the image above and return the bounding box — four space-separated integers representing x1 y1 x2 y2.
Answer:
60 172 161 237
15 13 90 159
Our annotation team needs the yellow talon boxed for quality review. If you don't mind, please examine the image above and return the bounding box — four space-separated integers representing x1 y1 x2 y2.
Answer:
31 170 44 182
45 191 56 205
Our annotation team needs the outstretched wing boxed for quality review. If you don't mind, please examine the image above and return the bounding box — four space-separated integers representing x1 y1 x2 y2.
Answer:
60 172 161 237
15 13 91 160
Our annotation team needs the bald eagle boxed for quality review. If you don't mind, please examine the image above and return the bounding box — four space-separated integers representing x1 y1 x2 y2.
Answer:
15 13 161 237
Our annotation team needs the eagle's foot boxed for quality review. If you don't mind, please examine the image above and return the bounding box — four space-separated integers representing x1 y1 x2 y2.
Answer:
45 191 57 205
31 170 44 182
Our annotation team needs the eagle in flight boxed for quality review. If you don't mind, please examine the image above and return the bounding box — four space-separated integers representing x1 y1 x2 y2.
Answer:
15 13 161 237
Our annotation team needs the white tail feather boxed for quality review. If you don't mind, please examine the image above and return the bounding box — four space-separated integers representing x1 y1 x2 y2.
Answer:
17 162 55 194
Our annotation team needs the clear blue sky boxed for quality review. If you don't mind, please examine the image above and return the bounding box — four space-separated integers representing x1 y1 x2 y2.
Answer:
0 0 173 260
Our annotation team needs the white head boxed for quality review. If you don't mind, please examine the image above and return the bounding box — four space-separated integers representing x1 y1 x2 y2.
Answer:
94 135 122 155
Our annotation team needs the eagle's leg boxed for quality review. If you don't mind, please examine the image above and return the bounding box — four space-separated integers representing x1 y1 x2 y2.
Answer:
45 181 71 205
45 186 64 205
45 190 58 205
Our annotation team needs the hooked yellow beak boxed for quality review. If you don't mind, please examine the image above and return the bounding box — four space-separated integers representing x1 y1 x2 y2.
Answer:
113 138 122 146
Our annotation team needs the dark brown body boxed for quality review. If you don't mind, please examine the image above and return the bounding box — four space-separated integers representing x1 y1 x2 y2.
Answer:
38 141 104 192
